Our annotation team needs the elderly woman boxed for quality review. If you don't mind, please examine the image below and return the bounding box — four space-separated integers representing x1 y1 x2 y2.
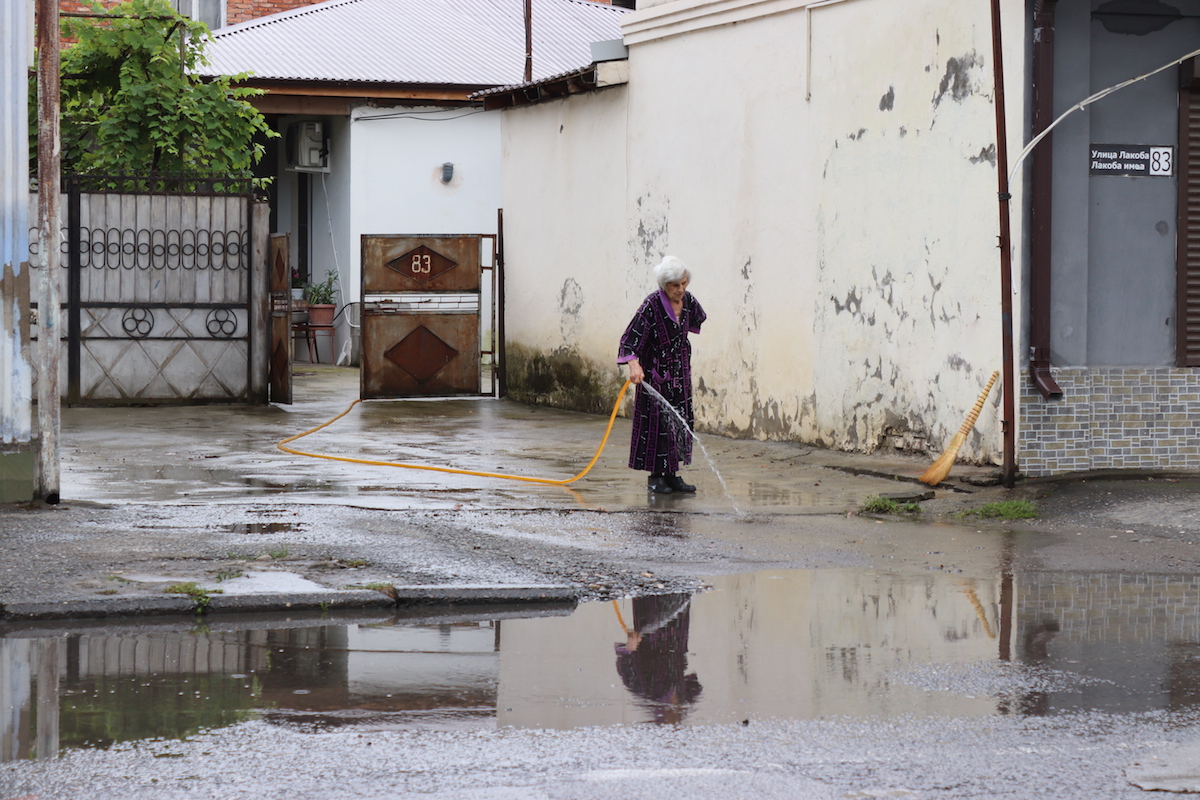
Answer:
617 256 707 495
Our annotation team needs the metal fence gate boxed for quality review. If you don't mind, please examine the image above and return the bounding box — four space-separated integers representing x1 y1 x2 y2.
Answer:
360 234 497 398
29 176 262 405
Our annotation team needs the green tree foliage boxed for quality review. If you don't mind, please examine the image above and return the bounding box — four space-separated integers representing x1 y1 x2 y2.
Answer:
44 0 274 179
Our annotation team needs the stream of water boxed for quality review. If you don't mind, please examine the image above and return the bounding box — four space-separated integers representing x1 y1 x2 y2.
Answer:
636 381 741 513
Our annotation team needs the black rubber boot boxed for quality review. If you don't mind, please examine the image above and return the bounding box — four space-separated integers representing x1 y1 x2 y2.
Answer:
647 474 674 494
665 474 696 493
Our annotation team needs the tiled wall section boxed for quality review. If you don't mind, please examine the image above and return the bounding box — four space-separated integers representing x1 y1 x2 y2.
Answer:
1019 572 1200 645
1020 367 1200 476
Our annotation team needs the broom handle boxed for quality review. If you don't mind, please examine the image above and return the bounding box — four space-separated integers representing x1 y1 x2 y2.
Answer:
955 371 999 436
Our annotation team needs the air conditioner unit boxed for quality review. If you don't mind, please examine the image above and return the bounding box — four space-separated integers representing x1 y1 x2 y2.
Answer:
286 121 330 172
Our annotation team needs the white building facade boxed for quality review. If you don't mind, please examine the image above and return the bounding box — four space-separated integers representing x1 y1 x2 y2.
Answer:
498 0 1025 466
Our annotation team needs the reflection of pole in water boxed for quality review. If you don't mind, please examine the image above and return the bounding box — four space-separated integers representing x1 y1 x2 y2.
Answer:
998 532 1016 662
614 594 702 725
36 638 62 760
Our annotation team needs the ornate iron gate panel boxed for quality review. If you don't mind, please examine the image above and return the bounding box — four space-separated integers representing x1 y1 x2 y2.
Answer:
29 176 255 405
361 235 495 398
268 233 292 404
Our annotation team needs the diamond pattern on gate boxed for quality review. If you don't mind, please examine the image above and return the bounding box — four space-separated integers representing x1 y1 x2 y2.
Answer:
80 306 246 401
385 326 459 383
385 245 458 285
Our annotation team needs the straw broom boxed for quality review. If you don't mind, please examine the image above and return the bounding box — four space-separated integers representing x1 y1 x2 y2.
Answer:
919 370 1000 486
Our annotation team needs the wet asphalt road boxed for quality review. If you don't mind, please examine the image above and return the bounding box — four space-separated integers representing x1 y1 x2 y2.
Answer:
6 366 1200 797
3 365 1200 611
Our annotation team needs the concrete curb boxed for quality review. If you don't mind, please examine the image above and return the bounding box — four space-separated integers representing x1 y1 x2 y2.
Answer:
0 585 581 623
0 595 197 620
204 589 396 614
391 585 580 605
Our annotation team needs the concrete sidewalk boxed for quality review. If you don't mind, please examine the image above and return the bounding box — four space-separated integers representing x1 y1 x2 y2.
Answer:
0 365 1077 622
55 364 1000 514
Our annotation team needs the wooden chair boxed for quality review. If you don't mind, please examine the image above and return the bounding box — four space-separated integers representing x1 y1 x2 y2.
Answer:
291 300 336 363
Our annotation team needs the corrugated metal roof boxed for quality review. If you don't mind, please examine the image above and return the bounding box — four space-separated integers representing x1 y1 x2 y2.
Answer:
470 65 595 98
200 0 626 87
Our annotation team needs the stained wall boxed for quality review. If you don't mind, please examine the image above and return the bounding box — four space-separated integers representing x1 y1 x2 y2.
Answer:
500 0 1025 462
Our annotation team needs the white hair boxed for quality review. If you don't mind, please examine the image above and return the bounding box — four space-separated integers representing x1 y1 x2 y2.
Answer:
654 255 690 289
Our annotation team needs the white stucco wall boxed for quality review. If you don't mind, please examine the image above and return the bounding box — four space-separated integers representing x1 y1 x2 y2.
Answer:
803 0 1021 456
500 0 1027 462
502 87 630 368
348 105 503 300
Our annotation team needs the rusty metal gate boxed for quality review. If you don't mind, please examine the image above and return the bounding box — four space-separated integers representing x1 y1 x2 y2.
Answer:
360 234 496 398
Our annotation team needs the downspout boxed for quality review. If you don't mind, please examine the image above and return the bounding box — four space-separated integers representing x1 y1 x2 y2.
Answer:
1029 0 1062 399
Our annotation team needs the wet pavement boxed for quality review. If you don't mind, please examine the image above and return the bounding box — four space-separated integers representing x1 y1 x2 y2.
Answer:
7 366 1200 796
51 365 979 515
0 364 1018 616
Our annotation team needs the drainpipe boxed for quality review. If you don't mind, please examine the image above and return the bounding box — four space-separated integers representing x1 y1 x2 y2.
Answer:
1029 0 1062 399
989 0 1018 488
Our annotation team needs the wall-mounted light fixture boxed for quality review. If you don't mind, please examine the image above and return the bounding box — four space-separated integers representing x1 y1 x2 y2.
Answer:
441 162 454 183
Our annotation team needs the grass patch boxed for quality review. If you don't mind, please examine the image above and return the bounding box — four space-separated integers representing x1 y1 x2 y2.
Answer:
859 495 922 515
214 569 244 583
164 581 223 614
965 499 1037 520
344 581 394 591
268 546 290 560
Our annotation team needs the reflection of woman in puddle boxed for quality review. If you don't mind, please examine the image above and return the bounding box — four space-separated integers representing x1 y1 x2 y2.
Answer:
614 594 702 724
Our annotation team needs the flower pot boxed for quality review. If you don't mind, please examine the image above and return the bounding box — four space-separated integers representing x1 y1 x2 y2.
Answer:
306 303 336 326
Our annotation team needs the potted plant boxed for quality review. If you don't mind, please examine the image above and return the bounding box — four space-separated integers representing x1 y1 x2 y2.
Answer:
302 270 339 325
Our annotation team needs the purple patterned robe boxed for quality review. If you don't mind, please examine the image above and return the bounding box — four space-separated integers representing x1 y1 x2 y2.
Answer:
617 290 706 474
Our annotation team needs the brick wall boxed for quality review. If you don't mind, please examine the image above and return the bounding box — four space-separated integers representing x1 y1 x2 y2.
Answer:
1020 366 1200 476
56 1 327 28
61 0 616 29
226 0 323 26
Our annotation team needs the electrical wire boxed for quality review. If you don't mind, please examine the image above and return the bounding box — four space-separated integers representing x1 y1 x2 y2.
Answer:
278 380 632 485
318 171 343 283
354 109 489 122
1009 44 1200 183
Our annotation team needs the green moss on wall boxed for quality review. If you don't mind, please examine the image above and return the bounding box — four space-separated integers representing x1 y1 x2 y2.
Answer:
506 343 629 415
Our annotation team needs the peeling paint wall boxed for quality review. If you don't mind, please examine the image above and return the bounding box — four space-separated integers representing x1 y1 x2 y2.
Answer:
808 4 1013 461
500 0 1025 464
1 0 34 501
501 87 633 409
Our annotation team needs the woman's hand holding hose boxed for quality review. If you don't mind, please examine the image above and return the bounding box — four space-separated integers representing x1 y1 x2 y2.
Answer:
627 358 644 385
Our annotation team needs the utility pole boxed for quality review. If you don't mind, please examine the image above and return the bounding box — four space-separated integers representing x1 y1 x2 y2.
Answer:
36 0 61 503
524 0 533 82
988 0 1018 489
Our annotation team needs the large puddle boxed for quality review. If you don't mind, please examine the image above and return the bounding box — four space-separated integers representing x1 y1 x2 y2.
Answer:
5 566 1200 759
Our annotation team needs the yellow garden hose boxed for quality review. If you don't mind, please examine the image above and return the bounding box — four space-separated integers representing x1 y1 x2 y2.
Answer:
278 380 633 486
